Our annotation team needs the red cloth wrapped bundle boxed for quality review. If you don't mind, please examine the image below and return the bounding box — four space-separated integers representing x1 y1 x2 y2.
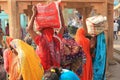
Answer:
35 1 62 30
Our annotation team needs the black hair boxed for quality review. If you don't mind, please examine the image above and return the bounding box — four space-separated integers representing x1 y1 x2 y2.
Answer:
25 37 32 45
9 45 18 55
44 72 59 80
86 35 93 40
114 20 115 23
9 45 14 50
43 67 62 80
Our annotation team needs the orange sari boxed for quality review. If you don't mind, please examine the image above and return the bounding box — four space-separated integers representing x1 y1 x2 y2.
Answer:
75 28 92 80
3 49 12 73
3 49 20 80
3 36 19 80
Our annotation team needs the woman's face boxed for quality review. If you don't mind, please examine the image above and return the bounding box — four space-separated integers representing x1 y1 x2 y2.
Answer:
10 45 18 55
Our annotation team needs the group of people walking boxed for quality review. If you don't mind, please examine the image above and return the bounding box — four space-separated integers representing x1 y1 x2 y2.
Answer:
0 1 107 80
0 5 93 80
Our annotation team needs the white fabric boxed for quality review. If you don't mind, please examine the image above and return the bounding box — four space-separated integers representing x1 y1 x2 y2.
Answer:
86 15 106 35
86 15 107 25
114 22 119 31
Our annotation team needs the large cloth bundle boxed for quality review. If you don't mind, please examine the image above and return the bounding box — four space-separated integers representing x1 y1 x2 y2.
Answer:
86 15 107 36
35 1 62 30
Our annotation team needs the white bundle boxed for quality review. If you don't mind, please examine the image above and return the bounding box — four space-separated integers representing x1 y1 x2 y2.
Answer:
86 15 107 25
86 15 107 36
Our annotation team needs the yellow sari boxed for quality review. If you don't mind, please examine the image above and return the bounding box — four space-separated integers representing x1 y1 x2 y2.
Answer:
10 39 44 80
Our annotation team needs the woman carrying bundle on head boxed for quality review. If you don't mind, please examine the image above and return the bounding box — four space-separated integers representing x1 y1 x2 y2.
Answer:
27 0 62 71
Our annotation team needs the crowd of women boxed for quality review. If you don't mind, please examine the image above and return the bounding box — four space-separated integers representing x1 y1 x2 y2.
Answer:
0 1 107 80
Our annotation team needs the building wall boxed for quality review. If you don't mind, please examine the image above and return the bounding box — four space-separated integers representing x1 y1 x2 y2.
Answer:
0 11 27 33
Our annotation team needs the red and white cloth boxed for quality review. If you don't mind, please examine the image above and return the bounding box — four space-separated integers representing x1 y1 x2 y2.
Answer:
35 1 62 30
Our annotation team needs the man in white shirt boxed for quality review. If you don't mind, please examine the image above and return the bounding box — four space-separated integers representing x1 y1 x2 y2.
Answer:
114 20 119 40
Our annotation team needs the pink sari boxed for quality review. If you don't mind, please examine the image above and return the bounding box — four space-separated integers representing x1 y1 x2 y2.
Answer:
3 36 13 73
3 49 20 80
3 36 20 80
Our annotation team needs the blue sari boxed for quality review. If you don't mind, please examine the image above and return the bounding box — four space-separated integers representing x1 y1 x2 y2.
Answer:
93 32 106 80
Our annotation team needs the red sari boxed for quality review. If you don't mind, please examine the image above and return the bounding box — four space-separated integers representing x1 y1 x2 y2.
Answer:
75 28 92 80
34 28 61 71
